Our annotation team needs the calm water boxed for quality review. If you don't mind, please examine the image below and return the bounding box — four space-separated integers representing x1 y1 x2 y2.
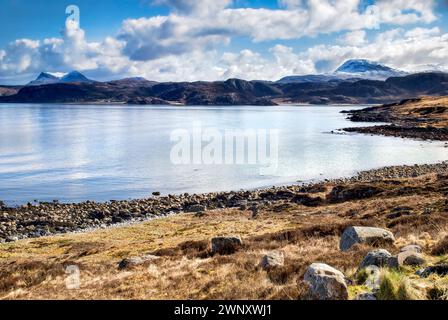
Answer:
0 103 447 204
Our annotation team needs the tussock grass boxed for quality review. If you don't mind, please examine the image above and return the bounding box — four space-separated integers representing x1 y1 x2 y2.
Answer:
1 172 448 299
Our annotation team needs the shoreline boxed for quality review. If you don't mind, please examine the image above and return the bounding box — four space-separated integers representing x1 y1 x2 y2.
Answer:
341 97 448 141
2 161 448 243
2 97 448 243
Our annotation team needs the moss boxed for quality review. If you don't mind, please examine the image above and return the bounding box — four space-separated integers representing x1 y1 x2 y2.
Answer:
348 285 370 300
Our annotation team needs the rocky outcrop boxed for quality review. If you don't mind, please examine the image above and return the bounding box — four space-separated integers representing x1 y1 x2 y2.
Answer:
304 263 348 300
328 185 383 203
340 226 395 251
211 236 243 255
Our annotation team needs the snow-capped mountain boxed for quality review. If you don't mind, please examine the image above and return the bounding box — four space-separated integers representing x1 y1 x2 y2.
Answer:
27 72 60 86
277 59 408 83
27 71 93 86
59 71 93 83
334 59 408 80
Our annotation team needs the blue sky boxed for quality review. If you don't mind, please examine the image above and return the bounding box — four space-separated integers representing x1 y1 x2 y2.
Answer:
1 0 448 84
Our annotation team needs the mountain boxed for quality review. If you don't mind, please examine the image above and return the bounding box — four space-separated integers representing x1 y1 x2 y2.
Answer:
334 59 408 80
26 71 93 86
27 72 60 86
277 74 361 84
278 59 408 84
59 71 93 83
2 72 448 105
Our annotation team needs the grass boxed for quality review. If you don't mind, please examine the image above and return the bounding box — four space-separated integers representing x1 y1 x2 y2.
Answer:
1 172 448 300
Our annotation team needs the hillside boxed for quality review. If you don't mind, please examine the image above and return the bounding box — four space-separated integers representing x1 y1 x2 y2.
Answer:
1 72 448 105
343 96 448 140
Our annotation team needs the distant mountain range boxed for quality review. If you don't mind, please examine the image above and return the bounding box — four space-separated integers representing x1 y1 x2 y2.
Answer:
0 60 447 105
27 71 94 86
277 59 408 84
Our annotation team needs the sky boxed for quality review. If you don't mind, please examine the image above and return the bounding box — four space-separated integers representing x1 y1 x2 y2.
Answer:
1 0 448 84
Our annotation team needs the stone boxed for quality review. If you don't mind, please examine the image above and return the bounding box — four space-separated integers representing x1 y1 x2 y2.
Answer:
355 292 377 300
398 251 425 267
6 236 18 242
340 226 395 251
260 251 284 270
358 249 398 270
304 263 348 300
186 204 206 213
211 236 243 255
400 245 422 254
362 266 382 291
417 264 448 278
118 255 160 270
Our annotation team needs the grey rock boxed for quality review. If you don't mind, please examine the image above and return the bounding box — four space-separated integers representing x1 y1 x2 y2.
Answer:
340 226 395 251
355 292 377 300
304 263 348 300
417 264 448 278
398 251 425 267
362 266 382 291
211 236 243 255
260 251 284 270
359 249 398 270
118 254 160 270
6 236 18 242
400 245 422 254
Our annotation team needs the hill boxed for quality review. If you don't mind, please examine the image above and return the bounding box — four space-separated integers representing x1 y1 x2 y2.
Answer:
1 72 448 105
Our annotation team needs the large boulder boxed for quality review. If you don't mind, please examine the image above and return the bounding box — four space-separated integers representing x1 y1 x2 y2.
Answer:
400 245 422 254
398 251 425 267
358 249 398 270
211 236 243 255
260 251 284 270
304 263 348 300
340 226 395 251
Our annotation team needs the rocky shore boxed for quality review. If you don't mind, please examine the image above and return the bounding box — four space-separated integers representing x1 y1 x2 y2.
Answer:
1 161 448 243
342 97 448 141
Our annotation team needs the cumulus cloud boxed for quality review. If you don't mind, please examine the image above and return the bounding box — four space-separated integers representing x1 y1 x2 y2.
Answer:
153 0 232 16
0 0 446 84
339 30 367 46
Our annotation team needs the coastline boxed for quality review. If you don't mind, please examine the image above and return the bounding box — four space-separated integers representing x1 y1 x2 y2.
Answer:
2 158 448 299
1 98 448 300
2 161 448 243
342 97 448 141
2 97 448 243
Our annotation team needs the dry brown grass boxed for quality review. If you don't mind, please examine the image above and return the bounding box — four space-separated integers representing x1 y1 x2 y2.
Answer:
390 96 448 128
1 172 448 300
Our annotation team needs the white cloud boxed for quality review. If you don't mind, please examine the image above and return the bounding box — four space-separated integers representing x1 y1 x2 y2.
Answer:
0 0 445 83
153 0 232 16
339 30 367 46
